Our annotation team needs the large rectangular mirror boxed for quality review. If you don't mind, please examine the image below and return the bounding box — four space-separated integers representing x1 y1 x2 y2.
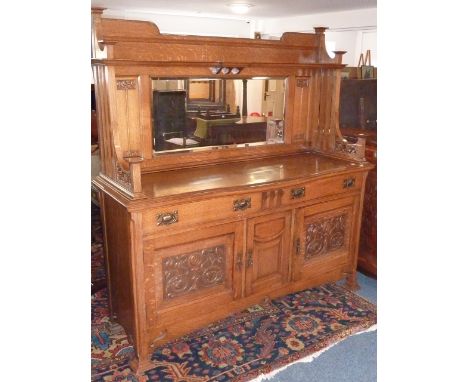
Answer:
151 78 286 153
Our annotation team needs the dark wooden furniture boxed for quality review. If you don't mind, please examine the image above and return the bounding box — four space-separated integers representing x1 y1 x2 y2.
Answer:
153 90 187 150
340 79 377 278
194 116 267 145
340 79 377 130
91 10 373 374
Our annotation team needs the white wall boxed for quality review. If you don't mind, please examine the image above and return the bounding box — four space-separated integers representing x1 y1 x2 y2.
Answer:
259 8 377 67
102 7 377 66
103 9 252 37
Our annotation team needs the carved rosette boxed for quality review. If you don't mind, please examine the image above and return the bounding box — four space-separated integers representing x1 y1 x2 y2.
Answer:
162 245 226 300
335 138 366 161
296 79 309 87
305 214 347 260
116 79 137 90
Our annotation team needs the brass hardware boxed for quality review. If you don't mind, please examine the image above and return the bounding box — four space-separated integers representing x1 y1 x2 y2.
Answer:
343 177 355 189
295 238 301 256
233 197 251 211
236 253 243 271
247 250 253 268
156 211 179 226
291 187 305 199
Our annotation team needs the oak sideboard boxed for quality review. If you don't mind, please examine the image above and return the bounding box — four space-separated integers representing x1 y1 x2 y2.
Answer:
91 9 373 373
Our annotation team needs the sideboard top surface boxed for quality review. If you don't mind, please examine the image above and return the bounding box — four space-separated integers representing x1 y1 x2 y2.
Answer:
141 152 366 198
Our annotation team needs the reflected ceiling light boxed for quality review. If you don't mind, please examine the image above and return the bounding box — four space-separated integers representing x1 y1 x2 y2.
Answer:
228 3 254 14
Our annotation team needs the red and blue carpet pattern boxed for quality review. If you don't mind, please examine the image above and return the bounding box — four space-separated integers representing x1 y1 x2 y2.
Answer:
92 284 376 382
91 205 376 381
92 204 107 294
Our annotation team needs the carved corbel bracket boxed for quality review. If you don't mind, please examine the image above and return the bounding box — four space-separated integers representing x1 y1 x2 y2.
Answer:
112 152 144 197
335 135 367 161
124 152 144 196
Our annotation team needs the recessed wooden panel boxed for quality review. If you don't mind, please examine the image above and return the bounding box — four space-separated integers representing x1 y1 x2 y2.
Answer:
256 239 283 279
246 211 291 296
115 76 144 156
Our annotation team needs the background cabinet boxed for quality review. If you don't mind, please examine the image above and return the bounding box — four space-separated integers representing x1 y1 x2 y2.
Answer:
152 90 187 150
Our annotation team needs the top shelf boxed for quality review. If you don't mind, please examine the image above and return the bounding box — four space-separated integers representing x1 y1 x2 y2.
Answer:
141 152 367 199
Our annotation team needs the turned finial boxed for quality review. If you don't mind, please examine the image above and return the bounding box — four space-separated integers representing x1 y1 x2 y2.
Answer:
314 27 328 35
333 50 347 64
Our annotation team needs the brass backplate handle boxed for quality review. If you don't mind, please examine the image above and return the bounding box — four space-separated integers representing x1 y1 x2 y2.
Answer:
233 197 251 211
291 187 305 199
343 177 356 189
247 250 253 268
295 238 301 256
156 211 179 226
236 253 243 271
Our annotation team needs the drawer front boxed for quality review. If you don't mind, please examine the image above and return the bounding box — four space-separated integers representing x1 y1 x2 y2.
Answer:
142 192 262 236
283 173 363 206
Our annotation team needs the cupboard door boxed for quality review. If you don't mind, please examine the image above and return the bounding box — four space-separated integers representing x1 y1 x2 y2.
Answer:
292 196 357 281
143 222 243 330
245 211 291 296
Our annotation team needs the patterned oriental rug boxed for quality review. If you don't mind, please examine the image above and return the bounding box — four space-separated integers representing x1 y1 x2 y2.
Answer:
91 206 377 382
91 204 106 294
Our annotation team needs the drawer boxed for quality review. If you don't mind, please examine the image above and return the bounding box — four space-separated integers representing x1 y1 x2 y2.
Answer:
281 173 364 207
142 192 262 236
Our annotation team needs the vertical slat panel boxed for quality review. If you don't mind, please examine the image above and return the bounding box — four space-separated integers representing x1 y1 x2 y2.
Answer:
326 69 336 150
309 69 321 149
115 76 141 156
282 75 295 144
291 77 310 144
318 69 329 151
93 65 115 177
138 75 153 159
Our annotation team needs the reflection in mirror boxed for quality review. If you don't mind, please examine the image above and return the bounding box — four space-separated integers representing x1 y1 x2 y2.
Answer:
151 78 286 153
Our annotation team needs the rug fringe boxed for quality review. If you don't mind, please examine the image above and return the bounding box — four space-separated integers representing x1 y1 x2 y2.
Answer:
249 324 377 382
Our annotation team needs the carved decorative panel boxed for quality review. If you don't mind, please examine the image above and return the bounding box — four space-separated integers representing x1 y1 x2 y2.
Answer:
112 158 132 192
162 245 226 300
305 214 347 260
116 79 137 90
296 79 309 87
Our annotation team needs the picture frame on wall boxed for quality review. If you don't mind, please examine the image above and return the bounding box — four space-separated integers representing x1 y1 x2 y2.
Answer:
361 65 375 79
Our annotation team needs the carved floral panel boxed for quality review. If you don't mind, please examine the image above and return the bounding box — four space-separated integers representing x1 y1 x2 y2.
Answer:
162 245 226 300
305 214 347 260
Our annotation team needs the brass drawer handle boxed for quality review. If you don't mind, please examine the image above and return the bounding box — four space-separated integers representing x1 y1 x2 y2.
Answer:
291 187 305 199
156 211 178 226
343 177 356 189
233 197 251 211
295 238 301 256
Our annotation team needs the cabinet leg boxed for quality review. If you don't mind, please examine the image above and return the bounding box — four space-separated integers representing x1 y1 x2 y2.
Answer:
129 353 154 376
345 271 360 291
